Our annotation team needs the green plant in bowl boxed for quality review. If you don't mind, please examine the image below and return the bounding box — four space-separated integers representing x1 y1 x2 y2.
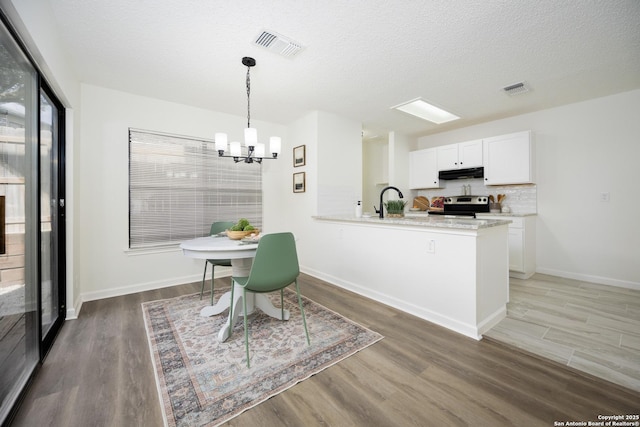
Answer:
230 218 251 231
227 218 259 239
384 200 407 217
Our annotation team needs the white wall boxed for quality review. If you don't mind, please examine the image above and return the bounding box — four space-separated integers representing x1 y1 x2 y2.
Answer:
279 111 362 271
417 89 640 289
388 131 413 202
317 111 363 216
362 131 413 215
77 84 286 303
362 138 388 211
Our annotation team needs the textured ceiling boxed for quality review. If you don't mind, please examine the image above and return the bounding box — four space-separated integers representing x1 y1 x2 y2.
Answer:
46 0 640 139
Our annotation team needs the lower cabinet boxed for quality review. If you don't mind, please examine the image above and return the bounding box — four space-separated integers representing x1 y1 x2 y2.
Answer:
477 215 536 279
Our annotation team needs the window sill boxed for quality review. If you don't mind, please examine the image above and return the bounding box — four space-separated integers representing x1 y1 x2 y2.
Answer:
124 245 181 256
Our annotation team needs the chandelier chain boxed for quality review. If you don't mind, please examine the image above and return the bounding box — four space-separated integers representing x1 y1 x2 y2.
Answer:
246 66 251 128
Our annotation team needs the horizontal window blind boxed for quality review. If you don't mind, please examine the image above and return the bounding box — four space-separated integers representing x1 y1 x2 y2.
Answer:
129 129 262 249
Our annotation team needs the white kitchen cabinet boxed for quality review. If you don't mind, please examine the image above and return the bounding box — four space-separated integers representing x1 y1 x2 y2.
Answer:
477 214 536 279
409 148 440 189
483 131 534 185
436 139 483 170
459 139 484 167
436 144 459 170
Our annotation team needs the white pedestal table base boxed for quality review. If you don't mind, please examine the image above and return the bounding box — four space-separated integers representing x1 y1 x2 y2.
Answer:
198 257 290 342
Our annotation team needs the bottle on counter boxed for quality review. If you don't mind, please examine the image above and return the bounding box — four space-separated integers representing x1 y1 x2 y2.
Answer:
355 201 362 218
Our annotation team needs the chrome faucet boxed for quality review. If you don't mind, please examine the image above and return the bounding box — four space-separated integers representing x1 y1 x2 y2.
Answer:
375 186 404 219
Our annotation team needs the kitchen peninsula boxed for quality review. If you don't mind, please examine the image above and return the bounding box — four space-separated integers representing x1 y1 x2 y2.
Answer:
312 215 511 339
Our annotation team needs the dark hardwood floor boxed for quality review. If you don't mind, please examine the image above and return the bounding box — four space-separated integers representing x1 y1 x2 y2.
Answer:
9 274 639 426
1 313 25 407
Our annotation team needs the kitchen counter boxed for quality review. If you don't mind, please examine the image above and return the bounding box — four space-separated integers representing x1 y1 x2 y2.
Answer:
468 212 536 217
314 215 511 230
404 211 536 218
311 214 510 340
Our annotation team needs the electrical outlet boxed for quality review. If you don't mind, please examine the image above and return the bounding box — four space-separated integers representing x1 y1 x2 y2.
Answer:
427 239 436 253
600 192 610 202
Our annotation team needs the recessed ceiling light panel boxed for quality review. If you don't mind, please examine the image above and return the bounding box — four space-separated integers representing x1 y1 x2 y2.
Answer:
391 98 460 124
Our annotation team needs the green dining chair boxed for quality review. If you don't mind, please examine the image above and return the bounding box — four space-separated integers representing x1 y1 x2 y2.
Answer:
200 221 235 305
229 232 310 368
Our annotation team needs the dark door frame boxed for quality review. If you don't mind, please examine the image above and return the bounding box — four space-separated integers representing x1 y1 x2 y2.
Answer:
38 78 66 360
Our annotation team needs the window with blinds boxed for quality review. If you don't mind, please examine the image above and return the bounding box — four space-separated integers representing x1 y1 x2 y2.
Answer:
128 129 262 249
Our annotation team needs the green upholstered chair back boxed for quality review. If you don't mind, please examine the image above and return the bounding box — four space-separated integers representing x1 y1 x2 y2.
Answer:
210 221 235 236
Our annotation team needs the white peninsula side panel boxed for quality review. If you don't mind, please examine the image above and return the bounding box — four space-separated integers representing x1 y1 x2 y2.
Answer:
309 219 509 340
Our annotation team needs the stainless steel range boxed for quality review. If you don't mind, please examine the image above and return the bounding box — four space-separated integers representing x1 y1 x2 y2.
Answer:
428 195 490 218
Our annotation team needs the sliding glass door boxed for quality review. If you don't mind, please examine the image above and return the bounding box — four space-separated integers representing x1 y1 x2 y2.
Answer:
0 17 39 424
0 14 66 425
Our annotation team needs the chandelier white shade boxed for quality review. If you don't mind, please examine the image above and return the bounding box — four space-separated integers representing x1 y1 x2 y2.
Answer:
269 136 281 154
244 127 257 146
215 57 281 164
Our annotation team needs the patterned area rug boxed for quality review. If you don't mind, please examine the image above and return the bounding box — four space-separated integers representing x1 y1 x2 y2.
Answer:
142 288 383 427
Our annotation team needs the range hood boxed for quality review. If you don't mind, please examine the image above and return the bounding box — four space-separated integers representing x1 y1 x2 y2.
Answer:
438 167 484 180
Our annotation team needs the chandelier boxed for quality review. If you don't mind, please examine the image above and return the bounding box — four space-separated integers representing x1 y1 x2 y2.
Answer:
214 57 281 164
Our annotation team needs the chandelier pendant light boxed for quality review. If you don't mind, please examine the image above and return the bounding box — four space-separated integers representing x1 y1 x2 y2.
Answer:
215 57 281 164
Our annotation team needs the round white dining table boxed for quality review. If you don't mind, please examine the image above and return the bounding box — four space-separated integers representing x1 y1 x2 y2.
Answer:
179 235 290 342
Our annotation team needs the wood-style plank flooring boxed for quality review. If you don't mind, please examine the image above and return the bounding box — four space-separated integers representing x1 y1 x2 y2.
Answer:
485 273 640 392
9 274 640 427
0 313 25 405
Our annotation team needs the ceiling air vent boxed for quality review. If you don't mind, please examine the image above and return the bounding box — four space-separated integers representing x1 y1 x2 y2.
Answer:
503 81 530 96
253 30 304 58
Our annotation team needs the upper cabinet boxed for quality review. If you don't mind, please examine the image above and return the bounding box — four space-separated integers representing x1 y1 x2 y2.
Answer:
483 131 534 185
436 139 483 170
459 140 484 168
409 130 534 188
409 148 440 189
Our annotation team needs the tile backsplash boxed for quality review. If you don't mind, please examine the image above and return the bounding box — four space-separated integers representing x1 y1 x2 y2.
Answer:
415 178 537 214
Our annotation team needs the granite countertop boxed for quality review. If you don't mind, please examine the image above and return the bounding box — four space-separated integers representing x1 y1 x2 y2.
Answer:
313 215 511 230
474 212 537 217
405 211 537 218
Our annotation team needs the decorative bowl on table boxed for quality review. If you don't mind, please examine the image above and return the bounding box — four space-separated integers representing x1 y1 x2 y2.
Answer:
226 229 260 240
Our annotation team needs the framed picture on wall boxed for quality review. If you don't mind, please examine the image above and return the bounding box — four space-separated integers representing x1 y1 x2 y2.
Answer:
293 172 306 193
293 145 306 167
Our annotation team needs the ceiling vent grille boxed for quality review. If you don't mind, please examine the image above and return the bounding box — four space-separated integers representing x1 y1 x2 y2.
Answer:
503 81 531 96
253 30 303 58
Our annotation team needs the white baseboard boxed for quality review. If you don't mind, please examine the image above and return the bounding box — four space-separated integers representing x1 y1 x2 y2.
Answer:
300 266 484 341
535 267 640 291
477 306 507 336
66 299 81 320
75 268 233 316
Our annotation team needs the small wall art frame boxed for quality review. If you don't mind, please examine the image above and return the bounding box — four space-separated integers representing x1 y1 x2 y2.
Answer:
293 144 306 167
293 172 306 193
